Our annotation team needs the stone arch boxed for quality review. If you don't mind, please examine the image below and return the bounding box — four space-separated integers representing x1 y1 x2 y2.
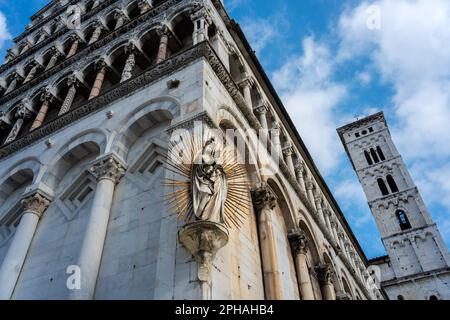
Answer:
113 98 179 161
323 251 342 293
41 130 107 191
267 178 296 231
0 159 39 208
340 270 355 299
216 107 262 184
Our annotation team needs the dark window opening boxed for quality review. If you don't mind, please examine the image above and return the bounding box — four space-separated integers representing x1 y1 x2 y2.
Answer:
377 146 386 161
387 175 399 193
371 148 380 163
355 132 360 138
397 295 405 300
364 151 373 166
377 178 390 196
369 127 374 132
396 210 412 231
429 295 438 301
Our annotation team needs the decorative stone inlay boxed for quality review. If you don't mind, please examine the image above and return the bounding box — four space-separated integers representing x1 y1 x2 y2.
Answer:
315 263 334 285
251 183 277 212
21 191 51 218
89 155 126 184
178 221 229 297
288 229 309 255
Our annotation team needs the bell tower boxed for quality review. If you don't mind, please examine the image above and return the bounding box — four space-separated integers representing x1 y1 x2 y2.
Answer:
338 112 450 299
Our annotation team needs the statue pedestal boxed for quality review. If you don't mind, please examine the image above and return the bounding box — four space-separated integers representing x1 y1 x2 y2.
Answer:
178 221 229 300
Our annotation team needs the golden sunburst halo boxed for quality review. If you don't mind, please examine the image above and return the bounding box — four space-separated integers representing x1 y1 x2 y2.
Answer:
162 129 251 230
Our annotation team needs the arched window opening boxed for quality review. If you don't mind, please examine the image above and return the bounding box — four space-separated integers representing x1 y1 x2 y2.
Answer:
396 210 412 231
397 295 405 300
377 178 389 196
429 295 439 301
386 175 399 193
364 150 373 166
377 146 386 161
370 148 380 163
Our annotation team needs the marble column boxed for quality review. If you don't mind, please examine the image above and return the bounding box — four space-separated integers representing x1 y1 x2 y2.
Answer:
305 180 316 210
114 11 127 30
120 44 136 83
288 230 315 300
156 27 170 64
89 60 108 100
314 192 326 226
20 43 30 55
69 155 126 300
331 219 340 244
323 208 333 233
316 263 336 300
4 103 32 144
191 8 212 45
251 183 283 300
58 76 79 115
294 160 307 194
271 121 282 157
67 35 81 58
91 0 101 9
254 103 269 130
138 0 152 13
239 77 254 110
24 62 41 83
5 73 22 95
37 32 47 43
0 191 51 300
283 142 296 176
88 23 104 45
45 49 63 71
31 89 53 130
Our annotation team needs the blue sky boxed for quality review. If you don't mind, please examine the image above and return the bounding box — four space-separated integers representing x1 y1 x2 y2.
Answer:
1 0 450 259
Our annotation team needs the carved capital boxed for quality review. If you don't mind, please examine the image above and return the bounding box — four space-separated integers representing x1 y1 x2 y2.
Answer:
251 183 277 212
67 74 80 87
40 87 54 103
89 155 126 183
15 101 33 119
315 263 334 285
156 25 171 37
254 103 269 116
114 10 127 20
238 77 255 90
190 8 212 25
21 191 51 218
288 229 309 255
282 142 294 157
294 160 305 175
306 179 315 191
95 59 108 71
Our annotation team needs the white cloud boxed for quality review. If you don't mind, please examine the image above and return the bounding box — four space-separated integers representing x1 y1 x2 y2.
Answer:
0 11 11 45
240 18 277 53
338 0 450 160
272 37 348 174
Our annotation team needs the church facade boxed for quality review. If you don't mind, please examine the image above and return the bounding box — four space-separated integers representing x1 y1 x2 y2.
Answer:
0 0 384 300
338 113 450 300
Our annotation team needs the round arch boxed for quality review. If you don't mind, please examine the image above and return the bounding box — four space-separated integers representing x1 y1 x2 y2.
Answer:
112 97 179 161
